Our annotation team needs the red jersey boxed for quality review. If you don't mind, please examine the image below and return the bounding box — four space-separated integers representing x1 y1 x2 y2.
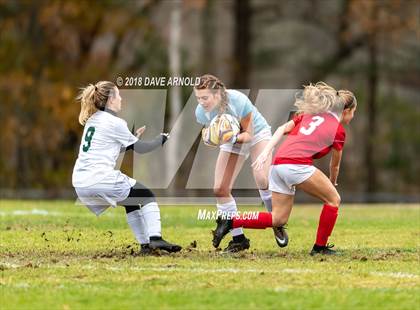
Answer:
273 112 346 165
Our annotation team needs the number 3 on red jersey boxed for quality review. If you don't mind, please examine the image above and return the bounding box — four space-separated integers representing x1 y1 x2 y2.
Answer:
299 116 325 135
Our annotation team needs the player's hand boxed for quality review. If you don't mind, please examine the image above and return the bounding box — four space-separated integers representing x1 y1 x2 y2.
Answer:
252 150 269 171
135 126 146 138
160 133 170 144
329 178 338 186
228 133 238 145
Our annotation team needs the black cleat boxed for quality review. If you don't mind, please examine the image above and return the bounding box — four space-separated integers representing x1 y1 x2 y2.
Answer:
273 226 289 248
222 237 250 253
212 217 233 248
139 243 153 255
310 243 337 256
149 237 182 253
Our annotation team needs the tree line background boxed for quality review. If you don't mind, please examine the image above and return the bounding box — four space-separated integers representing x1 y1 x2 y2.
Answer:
0 0 419 202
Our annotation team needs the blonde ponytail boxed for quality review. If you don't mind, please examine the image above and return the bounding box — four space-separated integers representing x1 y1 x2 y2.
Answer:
335 89 357 112
295 82 337 114
77 81 116 125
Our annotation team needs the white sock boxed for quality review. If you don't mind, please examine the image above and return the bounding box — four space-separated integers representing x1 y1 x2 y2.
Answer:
126 209 149 245
217 199 244 237
259 189 272 212
142 202 162 237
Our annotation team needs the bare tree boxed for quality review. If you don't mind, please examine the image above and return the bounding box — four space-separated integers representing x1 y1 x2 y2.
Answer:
167 0 183 190
232 0 251 88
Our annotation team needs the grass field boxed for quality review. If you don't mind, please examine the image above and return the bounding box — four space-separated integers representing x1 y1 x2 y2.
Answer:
0 200 419 309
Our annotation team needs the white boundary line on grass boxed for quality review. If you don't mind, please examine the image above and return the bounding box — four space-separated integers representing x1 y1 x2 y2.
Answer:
106 266 315 274
104 266 419 279
1 262 419 279
371 272 419 279
0 209 116 217
0 209 61 216
0 263 315 274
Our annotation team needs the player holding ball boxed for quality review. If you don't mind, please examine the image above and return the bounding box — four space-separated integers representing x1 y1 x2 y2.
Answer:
212 82 357 255
194 74 286 252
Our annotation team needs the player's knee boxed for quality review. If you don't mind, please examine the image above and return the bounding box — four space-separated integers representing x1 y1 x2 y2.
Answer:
213 186 231 198
326 194 341 207
271 212 287 227
124 205 140 214
133 184 156 206
142 196 156 206
255 175 269 190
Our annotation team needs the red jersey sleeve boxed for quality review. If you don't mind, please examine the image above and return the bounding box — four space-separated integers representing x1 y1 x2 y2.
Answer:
332 125 346 150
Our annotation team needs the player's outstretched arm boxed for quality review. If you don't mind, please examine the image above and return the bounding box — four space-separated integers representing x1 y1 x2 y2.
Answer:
124 134 169 154
252 120 295 170
329 148 342 186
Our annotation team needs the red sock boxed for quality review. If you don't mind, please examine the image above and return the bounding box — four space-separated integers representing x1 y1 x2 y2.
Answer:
232 212 272 229
315 204 339 246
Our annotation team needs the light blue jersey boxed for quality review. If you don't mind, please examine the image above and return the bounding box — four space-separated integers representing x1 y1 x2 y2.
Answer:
195 89 270 134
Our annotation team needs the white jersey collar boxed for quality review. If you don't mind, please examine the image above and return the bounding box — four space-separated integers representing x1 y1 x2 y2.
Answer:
328 111 340 121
